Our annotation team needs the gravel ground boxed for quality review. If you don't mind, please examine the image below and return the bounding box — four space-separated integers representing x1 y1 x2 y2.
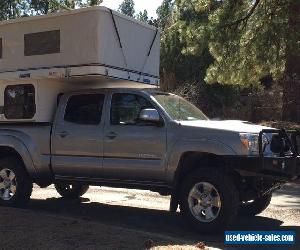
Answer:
1 182 300 250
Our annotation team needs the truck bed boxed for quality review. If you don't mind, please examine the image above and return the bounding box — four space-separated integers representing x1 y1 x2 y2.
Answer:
0 123 53 180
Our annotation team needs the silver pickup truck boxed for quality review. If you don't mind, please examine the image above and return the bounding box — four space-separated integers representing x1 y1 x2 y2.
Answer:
0 88 299 232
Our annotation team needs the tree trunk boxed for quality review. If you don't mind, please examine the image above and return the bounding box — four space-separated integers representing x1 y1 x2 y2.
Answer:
282 0 300 122
161 70 177 91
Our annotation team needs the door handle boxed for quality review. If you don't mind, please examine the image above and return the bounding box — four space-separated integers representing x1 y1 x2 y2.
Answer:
106 132 117 140
58 131 69 138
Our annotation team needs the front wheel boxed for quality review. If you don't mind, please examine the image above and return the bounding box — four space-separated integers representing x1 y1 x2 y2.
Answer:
179 169 239 233
55 183 89 199
239 193 272 216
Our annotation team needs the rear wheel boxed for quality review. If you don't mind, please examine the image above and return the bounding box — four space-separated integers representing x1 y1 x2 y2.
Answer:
0 157 33 207
179 168 239 233
239 193 272 216
55 183 89 199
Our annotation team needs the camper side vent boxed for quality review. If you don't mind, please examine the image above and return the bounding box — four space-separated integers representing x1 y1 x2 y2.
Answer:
24 30 60 56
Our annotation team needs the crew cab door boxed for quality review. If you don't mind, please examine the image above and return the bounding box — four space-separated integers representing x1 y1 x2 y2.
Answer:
51 92 105 177
103 91 167 181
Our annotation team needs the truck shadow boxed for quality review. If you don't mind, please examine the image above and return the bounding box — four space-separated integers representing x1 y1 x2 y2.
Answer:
27 197 300 250
272 182 300 208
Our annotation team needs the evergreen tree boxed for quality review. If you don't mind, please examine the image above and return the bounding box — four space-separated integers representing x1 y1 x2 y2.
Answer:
196 0 299 121
118 0 135 17
136 9 149 23
156 0 173 31
89 0 101 6
0 0 24 20
159 0 214 89
158 0 300 121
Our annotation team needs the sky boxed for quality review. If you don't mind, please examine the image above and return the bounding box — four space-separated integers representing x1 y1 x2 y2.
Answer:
101 0 163 18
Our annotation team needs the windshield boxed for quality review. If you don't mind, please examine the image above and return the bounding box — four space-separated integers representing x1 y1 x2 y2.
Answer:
152 93 209 121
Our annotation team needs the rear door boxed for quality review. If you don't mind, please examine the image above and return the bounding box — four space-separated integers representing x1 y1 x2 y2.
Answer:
52 92 105 178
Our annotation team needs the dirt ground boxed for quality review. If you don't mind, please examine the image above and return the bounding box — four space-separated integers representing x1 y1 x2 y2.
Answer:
1 182 300 250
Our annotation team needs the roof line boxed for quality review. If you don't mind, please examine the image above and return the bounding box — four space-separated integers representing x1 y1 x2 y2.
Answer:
0 6 158 31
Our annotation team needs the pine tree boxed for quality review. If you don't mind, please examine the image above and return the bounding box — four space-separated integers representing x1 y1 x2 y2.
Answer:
156 0 173 31
0 0 24 20
118 0 135 17
136 9 149 23
160 0 299 121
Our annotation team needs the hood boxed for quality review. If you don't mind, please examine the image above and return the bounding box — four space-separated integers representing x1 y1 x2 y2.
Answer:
179 120 274 133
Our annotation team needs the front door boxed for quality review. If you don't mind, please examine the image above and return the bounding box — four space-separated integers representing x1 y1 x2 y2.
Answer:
103 92 167 181
52 93 105 178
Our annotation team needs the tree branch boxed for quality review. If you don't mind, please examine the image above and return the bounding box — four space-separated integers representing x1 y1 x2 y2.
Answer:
223 0 261 28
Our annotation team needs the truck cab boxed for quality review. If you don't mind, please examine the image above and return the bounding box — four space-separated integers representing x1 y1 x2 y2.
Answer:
52 88 168 183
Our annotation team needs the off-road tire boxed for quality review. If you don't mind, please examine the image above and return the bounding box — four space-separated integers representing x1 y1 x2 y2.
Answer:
0 156 33 207
179 168 239 233
239 193 272 217
55 183 89 199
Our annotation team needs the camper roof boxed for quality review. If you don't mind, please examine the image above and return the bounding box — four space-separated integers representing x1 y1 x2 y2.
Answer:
0 6 157 31
0 6 160 85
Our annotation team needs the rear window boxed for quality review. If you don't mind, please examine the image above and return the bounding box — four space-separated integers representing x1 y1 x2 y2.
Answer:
4 84 36 119
64 94 105 125
24 30 60 56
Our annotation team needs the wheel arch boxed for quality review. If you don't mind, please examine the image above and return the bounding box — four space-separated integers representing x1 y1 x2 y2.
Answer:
173 151 242 193
0 141 37 180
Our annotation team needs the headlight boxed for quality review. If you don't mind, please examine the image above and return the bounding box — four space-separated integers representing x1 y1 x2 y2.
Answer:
240 133 259 155
240 133 270 155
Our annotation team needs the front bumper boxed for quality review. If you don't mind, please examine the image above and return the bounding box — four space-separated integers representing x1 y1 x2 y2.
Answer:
226 155 300 180
225 129 300 181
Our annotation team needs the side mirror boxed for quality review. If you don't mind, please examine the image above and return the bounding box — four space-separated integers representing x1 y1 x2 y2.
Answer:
270 135 283 154
295 135 300 154
270 134 289 154
139 108 160 123
291 131 300 154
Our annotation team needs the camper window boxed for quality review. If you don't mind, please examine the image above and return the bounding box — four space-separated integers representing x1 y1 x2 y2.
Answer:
64 94 105 125
4 84 36 119
24 30 60 56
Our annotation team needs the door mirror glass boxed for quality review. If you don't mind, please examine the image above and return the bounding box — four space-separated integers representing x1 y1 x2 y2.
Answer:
270 135 283 154
295 136 300 154
291 131 300 154
139 109 160 122
270 134 290 154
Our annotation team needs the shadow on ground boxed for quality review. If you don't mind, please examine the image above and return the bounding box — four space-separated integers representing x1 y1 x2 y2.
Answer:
24 197 300 250
272 182 300 208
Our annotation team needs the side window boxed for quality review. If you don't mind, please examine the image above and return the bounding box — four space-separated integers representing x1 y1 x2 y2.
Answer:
111 93 154 125
24 30 60 56
4 84 36 119
64 94 104 125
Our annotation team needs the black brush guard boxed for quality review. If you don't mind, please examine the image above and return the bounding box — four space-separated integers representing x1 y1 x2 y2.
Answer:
225 129 300 181
257 129 300 179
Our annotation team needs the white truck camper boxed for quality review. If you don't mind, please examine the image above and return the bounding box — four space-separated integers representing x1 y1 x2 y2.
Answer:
0 6 160 122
